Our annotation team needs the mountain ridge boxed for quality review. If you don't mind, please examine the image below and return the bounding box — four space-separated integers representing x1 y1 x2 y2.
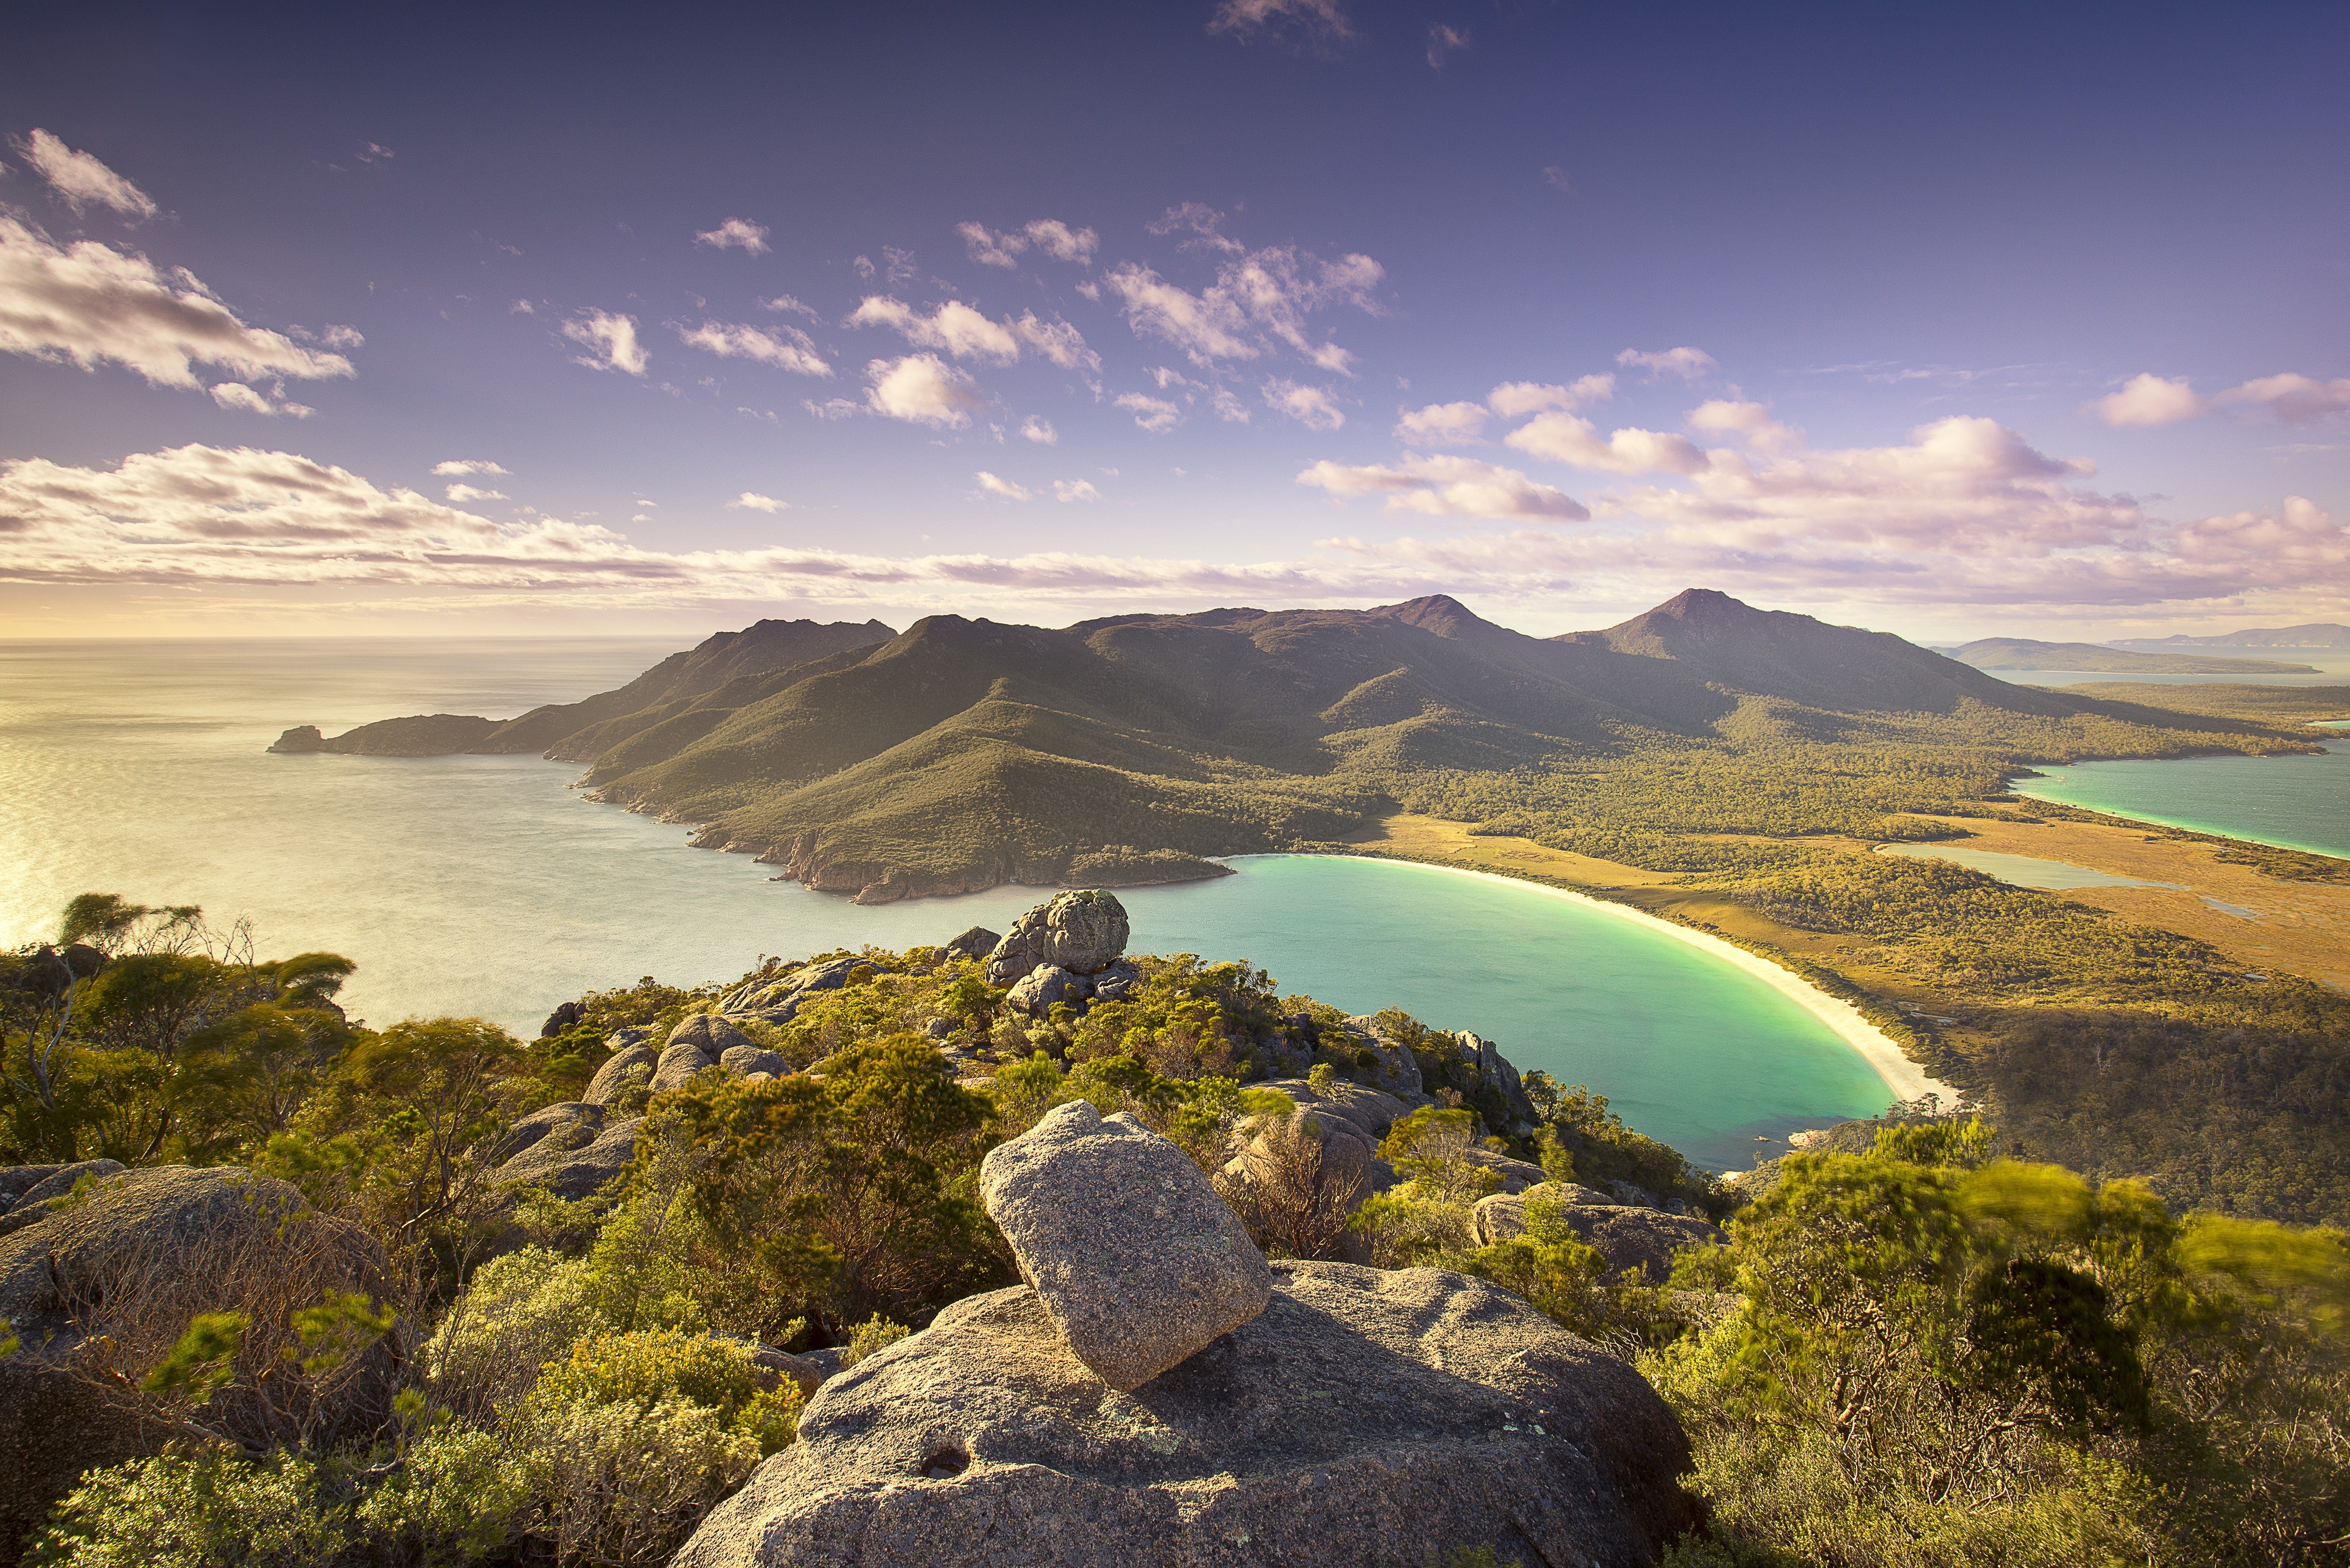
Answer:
1951 637 2317 675
275 591 2315 902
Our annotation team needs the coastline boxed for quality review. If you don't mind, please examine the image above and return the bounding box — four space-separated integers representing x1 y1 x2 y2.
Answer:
1298 853 1962 1110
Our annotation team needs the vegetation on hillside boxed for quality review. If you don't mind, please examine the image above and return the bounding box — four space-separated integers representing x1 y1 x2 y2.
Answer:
7 893 2347 1567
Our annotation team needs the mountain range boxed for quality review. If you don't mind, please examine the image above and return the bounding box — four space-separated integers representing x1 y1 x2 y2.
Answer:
2112 623 2350 651
273 590 2307 902
1948 638 2316 675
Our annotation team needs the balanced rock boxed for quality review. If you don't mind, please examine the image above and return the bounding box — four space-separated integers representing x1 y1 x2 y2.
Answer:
986 890 1130 985
673 1262 1698 1568
0 1167 407 1556
979 1100 1270 1391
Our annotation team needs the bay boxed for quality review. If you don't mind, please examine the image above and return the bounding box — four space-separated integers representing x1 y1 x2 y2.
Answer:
0 639 1896 1170
2013 744 2350 860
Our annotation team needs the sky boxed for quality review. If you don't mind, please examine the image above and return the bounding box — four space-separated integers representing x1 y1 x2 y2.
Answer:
2 0 2346 644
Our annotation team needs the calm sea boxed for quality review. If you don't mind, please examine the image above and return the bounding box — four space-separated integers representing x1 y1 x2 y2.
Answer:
0 638 1958 1169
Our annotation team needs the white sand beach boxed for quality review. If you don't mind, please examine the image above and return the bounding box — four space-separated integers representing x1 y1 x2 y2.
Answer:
1358 858 1964 1109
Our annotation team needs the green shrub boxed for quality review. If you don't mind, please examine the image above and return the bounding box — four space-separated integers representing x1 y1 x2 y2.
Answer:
29 1451 350 1568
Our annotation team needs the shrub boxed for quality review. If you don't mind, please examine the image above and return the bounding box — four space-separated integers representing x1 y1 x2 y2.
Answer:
28 1451 350 1568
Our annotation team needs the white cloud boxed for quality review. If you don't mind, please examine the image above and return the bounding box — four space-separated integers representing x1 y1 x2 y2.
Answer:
677 320 831 376
1396 400 1487 444
695 218 771 255
1053 479 1101 502
563 310 647 374
1207 0 1354 46
1115 392 1183 433
209 382 313 418
1506 413 1706 475
1264 378 1345 431
357 142 395 164
804 396 859 421
2085 372 2204 427
444 482 506 502
1210 386 1251 423
1487 374 1612 417
1426 23 1470 66
1297 453 1588 521
14 130 157 219
760 294 821 320
1103 230 1381 374
1147 203 1245 256
849 296 1095 369
959 219 1097 268
1023 219 1098 264
866 353 986 427
2218 373 2350 423
975 471 1033 501
0 217 355 389
1615 346 1717 381
1019 415 1057 444
1686 398 1801 452
432 460 508 477
8 442 2340 621
314 325 364 350
727 492 788 512
956 222 1025 268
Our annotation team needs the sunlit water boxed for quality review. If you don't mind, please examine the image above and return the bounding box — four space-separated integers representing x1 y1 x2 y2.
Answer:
2014 745 2350 860
4 639 1905 1169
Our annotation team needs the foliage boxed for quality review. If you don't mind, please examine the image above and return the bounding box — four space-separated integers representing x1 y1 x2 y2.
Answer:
28 1451 352 1568
1651 1123 2350 1565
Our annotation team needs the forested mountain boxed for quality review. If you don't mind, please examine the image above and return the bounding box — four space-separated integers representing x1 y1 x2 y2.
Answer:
295 590 2315 902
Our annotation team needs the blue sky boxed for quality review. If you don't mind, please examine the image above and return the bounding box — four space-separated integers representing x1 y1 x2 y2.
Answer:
3 0 2345 640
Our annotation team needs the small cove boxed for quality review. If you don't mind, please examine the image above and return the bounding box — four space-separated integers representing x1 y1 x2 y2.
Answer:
0 639 1903 1171
2012 743 2350 861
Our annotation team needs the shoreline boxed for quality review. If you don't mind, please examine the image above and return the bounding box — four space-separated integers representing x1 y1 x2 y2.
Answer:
1281 853 1962 1110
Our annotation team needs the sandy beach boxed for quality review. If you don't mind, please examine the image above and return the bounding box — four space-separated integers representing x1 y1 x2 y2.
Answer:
1348 856 1964 1109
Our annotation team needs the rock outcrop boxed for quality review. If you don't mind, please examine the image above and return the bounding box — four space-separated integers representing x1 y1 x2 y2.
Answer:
0 1159 125 1239
581 1030 656 1106
986 890 1130 987
1554 1206 1725 1283
674 1262 1698 1568
979 1101 1271 1392
494 1113 643 1201
0 1167 407 1557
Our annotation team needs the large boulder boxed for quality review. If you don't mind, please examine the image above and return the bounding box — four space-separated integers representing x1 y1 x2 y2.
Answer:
668 1013 752 1056
581 1034 656 1107
719 1044 791 1078
1005 964 1085 1017
674 1262 1698 1568
0 1159 125 1238
1257 1079 1410 1141
495 1116 642 1201
0 1167 407 1560
651 1042 720 1094
1461 1030 1542 1136
489 1102 603 1165
1088 957 1144 1003
986 890 1130 985
943 926 1000 961
1472 1182 1623 1245
979 1100 1270 1392
1553 1205 1726 1283
1336 1014 1427 1101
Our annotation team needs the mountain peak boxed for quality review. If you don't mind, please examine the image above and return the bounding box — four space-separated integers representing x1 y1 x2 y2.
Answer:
1366 593 1503 639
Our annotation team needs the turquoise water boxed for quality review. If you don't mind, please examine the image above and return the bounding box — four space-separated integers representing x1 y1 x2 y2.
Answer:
0 639 1895 1170
2013 744 2350 860
1874 843 2183 890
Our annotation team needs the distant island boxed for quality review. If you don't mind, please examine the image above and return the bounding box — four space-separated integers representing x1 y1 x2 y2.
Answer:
2112 621 2350 651
1948 636 2317 674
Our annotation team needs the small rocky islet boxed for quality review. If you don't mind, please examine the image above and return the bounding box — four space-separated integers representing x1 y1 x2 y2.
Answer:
0 889 1723 1566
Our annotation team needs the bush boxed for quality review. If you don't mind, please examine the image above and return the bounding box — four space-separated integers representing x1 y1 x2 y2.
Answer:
29 1451 350 1568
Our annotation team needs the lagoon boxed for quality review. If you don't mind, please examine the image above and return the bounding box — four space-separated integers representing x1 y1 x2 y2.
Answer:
2013 743 2350 861
2 639 1900 1170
